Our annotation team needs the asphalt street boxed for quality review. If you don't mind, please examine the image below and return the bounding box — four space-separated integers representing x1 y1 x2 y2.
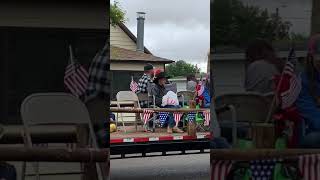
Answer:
110 153 210 180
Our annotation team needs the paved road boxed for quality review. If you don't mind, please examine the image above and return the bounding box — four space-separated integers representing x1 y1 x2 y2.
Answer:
110 154 210 180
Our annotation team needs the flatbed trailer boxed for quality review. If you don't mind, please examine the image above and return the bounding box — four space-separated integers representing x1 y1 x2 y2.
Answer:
110 126 210 158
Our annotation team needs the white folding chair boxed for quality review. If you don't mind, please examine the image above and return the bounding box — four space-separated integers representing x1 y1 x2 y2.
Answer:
116 91 142 132
20 93 106 180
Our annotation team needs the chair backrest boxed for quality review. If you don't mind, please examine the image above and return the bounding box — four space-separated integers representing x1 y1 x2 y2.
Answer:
116 91 139 102
21 93 91 126
136 93 150 101
215 92 270 123
165 83 177 93
177 91 195 103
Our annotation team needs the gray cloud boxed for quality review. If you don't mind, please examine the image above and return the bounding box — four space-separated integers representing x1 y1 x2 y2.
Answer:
113 0 210 72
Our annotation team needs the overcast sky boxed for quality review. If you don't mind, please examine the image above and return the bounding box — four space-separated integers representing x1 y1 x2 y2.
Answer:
111 0 210 72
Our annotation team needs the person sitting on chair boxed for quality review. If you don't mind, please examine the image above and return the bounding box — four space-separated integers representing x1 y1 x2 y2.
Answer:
245 39 283 94
296 34 320 148
150 71 184 133
186 74 197 92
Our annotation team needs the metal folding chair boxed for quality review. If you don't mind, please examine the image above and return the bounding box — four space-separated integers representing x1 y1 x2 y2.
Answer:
20 93 105 180
215 92 272 147
116 91 143 132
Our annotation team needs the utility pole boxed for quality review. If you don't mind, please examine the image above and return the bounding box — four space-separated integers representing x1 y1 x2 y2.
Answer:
311 0 320 34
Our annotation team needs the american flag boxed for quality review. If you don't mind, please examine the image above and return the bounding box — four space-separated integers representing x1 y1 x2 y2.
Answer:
197 81 205 96
64 49 89 98
130 77 138 93
142 109 154 125
173 112 183 127
278 48 302 109
211 160 233 180
159 112 169 127
250 159 277 180
299 154 320 180
203 111 210 126
188 112 196 122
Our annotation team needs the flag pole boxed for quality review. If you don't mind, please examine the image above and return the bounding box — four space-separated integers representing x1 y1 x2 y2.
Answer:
265 43 295 123
69 45 74 64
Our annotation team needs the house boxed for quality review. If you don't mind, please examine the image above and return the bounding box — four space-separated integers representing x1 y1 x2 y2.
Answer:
0 1 107 123
212 42 308 96
110 17 174 98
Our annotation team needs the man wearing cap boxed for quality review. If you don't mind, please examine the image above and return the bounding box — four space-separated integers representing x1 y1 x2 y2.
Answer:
136 63 154 107
151 71 183 133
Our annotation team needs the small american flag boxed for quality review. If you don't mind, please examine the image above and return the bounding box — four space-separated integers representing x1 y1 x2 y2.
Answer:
64 47 88 98
130 77 138 93
299 154 320 180
159 112 169 127
188 112 196 122
197 81 205 96
203 111 210 126
279 48 302 109
173 112 183 127
211 160 233 180
143 109 154 125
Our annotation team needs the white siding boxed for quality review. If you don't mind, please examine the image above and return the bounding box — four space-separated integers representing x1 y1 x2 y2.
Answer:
110 25 137 51
0 3 107 29
111 61 164 71
213 60 246 96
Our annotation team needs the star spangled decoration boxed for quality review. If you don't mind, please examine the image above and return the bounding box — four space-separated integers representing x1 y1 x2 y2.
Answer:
250 159 278 180
188 112 196 123
159 112 169 127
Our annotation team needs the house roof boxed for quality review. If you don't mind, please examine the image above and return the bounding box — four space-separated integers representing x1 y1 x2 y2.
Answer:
111 46 174 63
118 23 152 55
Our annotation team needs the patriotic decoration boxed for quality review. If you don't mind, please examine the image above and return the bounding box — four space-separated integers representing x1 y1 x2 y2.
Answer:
197 81 205 96
173 112 183 127
159 112 169 127
299 154 320 180
250 159 278 180
188 112 196 122
64 46 89 98
143 109 154 125
211 160 233 180
130 77 138 93
203 111 210 126
277 48 302 109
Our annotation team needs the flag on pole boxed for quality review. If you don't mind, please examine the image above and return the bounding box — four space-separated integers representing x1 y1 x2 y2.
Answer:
173 112 183 127
64 45 89 98
143 109 154 125
130 76 138 93
203 111 210 126
211 160 233 180
159 112 169 127
299 154 320 180
197 81 205 96
277 48 302 109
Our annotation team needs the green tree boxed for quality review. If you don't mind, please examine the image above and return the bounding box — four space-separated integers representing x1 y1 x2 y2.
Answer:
110 1 126 27
212 0 292 47
165 60 200 78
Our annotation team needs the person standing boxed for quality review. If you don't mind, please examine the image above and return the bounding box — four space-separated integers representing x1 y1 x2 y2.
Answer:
136 64 154 107
85 43 109 180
